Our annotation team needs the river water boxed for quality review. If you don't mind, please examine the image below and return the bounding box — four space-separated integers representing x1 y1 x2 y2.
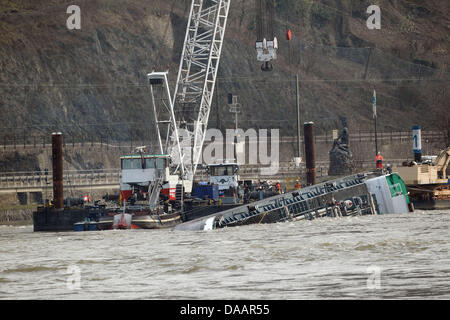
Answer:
0 209 448 300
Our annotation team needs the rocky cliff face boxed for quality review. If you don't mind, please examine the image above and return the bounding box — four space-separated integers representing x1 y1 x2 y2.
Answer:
0 0 448 146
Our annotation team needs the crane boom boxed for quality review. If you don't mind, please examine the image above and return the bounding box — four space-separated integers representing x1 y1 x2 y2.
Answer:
172 0 231 180
146 0 231 208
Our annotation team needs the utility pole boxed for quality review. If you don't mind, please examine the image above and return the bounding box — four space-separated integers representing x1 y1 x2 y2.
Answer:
228 94 240 161
373 89 378 155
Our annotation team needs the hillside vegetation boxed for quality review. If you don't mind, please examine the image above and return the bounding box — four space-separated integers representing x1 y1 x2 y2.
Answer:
0 0 448 147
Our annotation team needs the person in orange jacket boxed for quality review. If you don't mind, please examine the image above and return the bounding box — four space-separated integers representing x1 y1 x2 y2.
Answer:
375 152 383 169
275 182 281 194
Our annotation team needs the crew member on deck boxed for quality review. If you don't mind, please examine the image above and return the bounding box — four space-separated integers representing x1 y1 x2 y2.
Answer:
375 152 383 169
275 182 281 194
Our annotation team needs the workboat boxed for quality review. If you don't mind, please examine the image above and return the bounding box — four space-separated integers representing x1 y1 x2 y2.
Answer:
73 205 182 231
72 204 243 231
95 211 181 230
72 189 244 232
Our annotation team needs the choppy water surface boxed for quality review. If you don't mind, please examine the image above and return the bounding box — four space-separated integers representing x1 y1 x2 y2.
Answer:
0 210 449 299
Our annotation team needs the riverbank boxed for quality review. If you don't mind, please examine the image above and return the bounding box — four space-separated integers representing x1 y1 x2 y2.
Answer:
0 209 33 226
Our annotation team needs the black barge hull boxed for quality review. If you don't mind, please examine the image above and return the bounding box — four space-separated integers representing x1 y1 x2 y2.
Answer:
33 206 106 232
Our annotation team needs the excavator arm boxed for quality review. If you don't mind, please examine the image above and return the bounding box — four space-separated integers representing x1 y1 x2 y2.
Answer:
435 147 450 179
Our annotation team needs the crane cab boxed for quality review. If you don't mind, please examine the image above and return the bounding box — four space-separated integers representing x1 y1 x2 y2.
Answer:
205 162 243 204
119 154 170 202
121 154 169 185
206 163 240 191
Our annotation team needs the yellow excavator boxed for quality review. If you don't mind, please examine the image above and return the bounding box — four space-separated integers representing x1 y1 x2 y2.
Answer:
395 147 450 209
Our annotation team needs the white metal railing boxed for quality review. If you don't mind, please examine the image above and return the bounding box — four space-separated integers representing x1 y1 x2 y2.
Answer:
0 158 409 190
0 169 121 190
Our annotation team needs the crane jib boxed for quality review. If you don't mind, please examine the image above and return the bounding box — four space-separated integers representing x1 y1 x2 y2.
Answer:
145 0 231 207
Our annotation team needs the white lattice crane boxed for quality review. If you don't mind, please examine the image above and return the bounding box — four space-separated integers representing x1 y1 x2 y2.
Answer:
147 0 231 208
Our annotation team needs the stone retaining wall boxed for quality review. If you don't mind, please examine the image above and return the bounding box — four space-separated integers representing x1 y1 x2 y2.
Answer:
0 209 33 225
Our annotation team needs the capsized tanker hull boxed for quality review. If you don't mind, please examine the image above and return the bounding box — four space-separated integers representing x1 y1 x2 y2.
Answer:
173 172 412 232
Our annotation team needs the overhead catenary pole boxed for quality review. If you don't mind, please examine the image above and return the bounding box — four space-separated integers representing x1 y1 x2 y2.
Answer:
296 73 301 159
228 94 240 162
373 89 378 155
